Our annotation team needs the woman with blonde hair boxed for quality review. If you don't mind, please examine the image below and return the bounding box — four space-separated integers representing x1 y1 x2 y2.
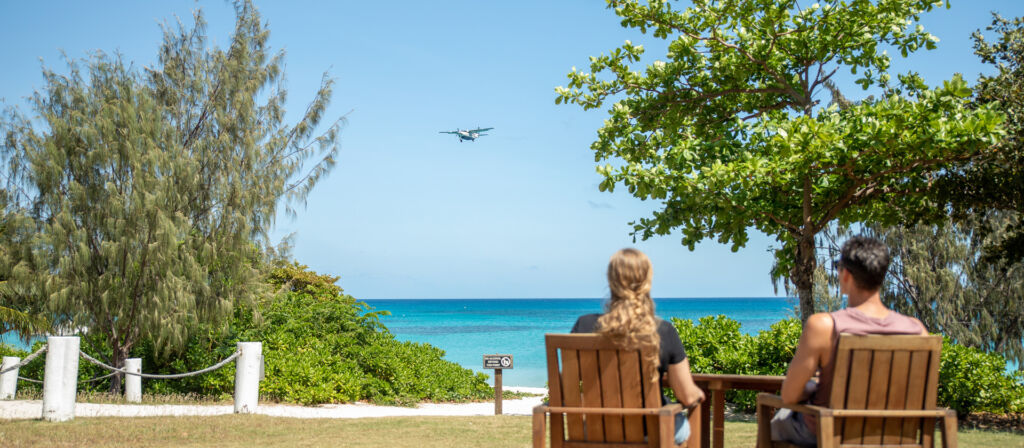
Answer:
571 248 705 444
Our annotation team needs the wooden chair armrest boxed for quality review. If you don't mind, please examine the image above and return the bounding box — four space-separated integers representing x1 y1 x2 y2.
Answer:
830 409 953 418
533 405 547 448
756 393 830 417
543 404 683 417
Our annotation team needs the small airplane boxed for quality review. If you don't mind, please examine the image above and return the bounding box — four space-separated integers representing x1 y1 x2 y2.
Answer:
439 127 493 142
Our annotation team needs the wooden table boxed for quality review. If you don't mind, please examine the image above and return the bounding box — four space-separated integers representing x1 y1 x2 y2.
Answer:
691 374 786 448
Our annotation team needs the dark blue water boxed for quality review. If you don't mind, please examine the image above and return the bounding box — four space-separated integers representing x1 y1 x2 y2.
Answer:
363 298 793 387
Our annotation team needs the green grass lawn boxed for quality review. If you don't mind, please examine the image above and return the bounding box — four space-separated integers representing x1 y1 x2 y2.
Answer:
1 415 1021 447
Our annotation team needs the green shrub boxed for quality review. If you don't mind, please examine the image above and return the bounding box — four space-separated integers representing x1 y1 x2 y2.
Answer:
0 339 111 394
938 339 1024 416
671 316 1024 414
672 316 800 410
133 262 491 405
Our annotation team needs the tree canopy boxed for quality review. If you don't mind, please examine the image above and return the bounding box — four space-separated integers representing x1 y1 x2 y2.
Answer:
939 14 1024 264
0 1 343 390
869 214 1024 365
557 0 1004 319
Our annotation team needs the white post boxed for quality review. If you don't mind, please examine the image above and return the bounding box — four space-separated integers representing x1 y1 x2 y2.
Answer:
42 336 80 422
234 341 261 414
1 356 19 399
124 358 142 403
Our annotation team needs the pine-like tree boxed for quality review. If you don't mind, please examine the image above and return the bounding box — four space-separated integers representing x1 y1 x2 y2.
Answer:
867 215 1024 366
0 1 343 392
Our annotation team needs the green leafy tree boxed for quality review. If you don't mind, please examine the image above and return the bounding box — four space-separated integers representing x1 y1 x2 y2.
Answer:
556 0 1004 320
0 1 343 392
939 14 1024 264
0 163 49 340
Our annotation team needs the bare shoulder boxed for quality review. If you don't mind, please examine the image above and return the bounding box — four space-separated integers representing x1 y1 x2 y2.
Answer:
909 316 929 335
803 312 835 336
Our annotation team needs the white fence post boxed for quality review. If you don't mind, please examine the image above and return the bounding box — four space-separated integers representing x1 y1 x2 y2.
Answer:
234 342 261 414
1 356 19 399
42 336 80 422
125 358 142 403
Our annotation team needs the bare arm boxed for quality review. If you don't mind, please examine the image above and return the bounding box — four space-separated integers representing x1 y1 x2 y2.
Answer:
780 313 834 404
667 358 705 408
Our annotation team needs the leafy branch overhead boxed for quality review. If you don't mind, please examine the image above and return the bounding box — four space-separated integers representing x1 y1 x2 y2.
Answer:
556 0 1004 320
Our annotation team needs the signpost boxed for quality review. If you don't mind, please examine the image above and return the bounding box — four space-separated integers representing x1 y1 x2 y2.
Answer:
482 354 513 415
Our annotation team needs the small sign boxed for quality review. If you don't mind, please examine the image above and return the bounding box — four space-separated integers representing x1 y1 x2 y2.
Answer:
483 354 513 370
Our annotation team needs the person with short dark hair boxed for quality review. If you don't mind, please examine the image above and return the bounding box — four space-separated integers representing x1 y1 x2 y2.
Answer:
770 236 928 446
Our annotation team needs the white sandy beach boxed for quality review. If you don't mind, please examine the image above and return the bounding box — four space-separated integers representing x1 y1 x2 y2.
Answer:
0 386 547 420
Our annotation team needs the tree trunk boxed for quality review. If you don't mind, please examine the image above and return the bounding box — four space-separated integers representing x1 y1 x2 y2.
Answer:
793 231 817 322
107 344 127 395
793 175 817 322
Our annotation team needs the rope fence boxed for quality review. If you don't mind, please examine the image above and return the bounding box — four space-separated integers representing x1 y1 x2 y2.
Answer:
78 350 241 379
78 371 120 383
0 344 48 375
2 337 261 421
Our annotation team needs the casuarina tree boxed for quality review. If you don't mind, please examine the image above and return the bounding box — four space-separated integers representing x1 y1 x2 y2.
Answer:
0 1 344 391
556 0 1004 320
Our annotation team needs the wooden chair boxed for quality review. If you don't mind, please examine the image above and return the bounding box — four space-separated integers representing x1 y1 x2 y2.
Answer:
756 334 958 448
533 333 702 448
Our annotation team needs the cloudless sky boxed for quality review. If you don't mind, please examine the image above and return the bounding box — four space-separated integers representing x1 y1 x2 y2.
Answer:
2 1 1022 299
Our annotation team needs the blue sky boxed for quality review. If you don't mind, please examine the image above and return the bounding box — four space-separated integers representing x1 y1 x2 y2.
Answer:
2 1 1021 299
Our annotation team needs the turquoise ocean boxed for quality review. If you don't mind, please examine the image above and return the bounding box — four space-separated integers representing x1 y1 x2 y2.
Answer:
363 298 793 387
0 297 795 388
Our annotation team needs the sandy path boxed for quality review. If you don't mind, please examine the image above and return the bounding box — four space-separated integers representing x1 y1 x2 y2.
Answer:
0 387 547 420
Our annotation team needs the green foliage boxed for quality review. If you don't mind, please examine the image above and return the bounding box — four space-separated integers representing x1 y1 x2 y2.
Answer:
671 315 1023 414
868 216 1024 365
673 316 800 410
0 0 344 391
0 340 111 394
939 339 1024 416
557 0 1005 320
939 14 1024 264
135 263 491 405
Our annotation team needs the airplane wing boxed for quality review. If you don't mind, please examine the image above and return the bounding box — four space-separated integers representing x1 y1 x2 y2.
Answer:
439 131 460 134
468 127 493 133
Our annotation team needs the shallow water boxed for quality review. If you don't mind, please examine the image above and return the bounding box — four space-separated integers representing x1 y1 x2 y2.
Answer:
364 298 793 387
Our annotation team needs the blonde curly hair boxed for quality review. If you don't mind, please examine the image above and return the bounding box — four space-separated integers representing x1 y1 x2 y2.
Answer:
597 248 660 369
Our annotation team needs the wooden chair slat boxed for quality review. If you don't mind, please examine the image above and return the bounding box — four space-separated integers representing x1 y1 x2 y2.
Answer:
862 350 893 444
921 347 941 448
618 350 645 443
900 350 930 442
830 336 854 440
641 358 662 447
547 337 567 448
580 349 605 441
563 348 585 441
841 349 874 444
881 350 912 445
600 349 626 443
836 335 940 351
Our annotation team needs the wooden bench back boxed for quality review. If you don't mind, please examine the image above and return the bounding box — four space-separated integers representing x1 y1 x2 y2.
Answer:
826 334 943 446
546 333 665 447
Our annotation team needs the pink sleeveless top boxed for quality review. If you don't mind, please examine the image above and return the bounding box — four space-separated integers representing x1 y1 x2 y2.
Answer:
811 308 925 408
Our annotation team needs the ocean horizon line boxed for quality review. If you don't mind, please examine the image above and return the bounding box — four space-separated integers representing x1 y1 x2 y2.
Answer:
362 296 789 300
